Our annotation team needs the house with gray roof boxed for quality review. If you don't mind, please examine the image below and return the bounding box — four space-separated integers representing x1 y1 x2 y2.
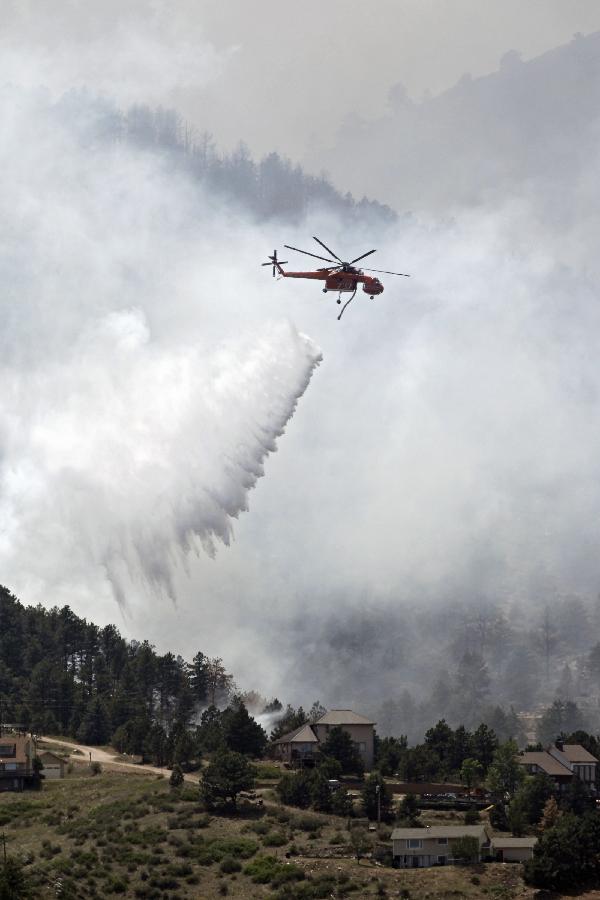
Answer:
518 741 598 795
272 709 375 768
391 824 489 868
490 835 537 863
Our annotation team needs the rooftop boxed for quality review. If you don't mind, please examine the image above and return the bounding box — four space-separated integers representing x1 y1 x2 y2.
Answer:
315 710 375 726
561 744 598 764
391 825 486 841
273 724 318 745
491 836 538 849
518 752 572 777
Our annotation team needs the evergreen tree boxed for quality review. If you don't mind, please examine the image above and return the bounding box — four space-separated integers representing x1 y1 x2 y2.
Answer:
486 740 525 797
320 726 364 776
361 773 392 822
310 770 333 813
222 701 266 757
201 750 255 809
77 696 111 745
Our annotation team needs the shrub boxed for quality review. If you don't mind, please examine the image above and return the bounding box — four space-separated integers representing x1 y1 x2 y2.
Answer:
244 855 281 884
293 814 322 833
464 807 481 824
244 855 303 886
90 761 102 776
452 835 480 863
220 856 242 874
263 831 288 847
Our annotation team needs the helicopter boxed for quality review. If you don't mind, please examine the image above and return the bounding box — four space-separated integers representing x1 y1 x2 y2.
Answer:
262 236 409 320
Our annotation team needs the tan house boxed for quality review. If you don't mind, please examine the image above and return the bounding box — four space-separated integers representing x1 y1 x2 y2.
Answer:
38 750 66 780
273 709 375 769
272 724 320 766
391 825 489 868
518 742 598 795
0 732 35 792
312 710 375 769
490 835 537 863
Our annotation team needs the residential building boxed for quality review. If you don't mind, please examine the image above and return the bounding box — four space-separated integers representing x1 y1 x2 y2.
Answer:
0 731 35 792
548 742 597 793
272 709 375 769
312 710 375 769
38 750 66 780
271 724 320 766
490 835 537 863
391 825 489 868
518 742 598 795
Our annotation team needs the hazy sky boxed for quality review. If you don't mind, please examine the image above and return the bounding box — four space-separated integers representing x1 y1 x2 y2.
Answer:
4 1 600 703
5 1 600 165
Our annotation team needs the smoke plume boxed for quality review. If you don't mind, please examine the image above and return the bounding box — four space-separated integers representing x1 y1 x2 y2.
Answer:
0 85 321 608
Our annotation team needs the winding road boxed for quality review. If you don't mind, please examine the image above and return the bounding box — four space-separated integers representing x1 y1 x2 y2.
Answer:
40 736 200 783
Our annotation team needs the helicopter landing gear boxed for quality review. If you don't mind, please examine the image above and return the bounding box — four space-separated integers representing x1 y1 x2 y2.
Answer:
337 287 357 321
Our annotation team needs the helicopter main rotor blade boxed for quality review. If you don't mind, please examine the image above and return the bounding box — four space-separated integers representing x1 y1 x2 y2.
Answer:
363 267 410 276
284 244 337 264
312 236 342 262
349 249 377 265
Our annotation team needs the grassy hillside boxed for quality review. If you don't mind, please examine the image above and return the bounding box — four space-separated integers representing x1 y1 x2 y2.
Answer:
0 753 548 900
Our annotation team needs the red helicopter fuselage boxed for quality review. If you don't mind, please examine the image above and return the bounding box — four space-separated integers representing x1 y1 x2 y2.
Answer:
276 266 384 296
262 237 408 320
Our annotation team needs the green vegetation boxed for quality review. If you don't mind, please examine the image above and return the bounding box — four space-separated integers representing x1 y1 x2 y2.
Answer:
276 766 354 816
524 810 600 891
201 750 256 809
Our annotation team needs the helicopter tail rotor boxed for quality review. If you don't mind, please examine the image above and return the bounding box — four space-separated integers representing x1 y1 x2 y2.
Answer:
261 249 287 277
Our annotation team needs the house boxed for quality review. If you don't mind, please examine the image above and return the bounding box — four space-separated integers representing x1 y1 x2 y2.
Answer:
548 742 597 793
273 709 376 769
38 750 66 780
0 731 35 792
517 750 573 792
391 825 489 868
490 835 537 863
272 724 320 766
312 710 375 769
518 742 598 795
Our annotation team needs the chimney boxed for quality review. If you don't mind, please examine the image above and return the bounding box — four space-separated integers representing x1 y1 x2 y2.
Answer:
556 740 564 752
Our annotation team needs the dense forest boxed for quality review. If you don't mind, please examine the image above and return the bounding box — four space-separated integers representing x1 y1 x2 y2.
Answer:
49 88 397 227
2 583 600 770
0 584 249 762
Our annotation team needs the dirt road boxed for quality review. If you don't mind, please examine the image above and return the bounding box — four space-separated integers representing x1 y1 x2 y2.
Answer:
40 736 200 783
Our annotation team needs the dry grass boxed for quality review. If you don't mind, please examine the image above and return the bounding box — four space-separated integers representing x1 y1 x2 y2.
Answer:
1 766 596 899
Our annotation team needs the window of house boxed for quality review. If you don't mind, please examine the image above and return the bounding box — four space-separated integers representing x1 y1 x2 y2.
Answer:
408 839 422 849
437 838 448 845
0 744 16 757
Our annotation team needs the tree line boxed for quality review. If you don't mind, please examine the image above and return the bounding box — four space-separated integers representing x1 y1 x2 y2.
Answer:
52 89 397 227
0 584 265 766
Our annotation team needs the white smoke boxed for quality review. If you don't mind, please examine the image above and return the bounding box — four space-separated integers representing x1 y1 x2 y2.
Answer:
0 85 321 609
0 1 234 107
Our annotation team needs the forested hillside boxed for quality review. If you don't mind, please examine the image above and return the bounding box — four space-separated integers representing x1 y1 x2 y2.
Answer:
316 29 600 215
0 584 246 758
50 89 396 226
